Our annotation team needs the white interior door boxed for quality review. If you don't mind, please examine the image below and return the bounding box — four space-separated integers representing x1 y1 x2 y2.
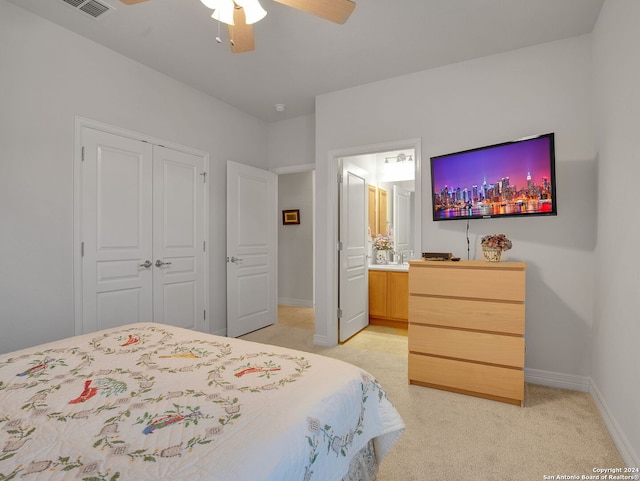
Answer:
339 159 369 342
82 128 154 333
152 145 206 331
226 160 277 337
393 185 411 255
81 127 207 334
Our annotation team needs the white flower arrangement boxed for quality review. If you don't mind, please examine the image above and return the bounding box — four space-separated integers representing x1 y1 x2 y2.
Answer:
373 234 393 251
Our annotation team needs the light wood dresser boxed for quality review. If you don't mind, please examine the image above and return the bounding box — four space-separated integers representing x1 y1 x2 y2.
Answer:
408 260 526 406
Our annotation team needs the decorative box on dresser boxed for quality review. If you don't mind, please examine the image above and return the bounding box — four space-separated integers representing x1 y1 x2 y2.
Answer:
408 260 526 406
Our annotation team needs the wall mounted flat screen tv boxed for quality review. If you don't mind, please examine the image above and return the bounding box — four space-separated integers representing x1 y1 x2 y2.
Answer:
430 133 557 221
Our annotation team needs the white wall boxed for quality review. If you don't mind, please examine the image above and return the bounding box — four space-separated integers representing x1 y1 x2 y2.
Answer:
267 114 315 170
592 0 640 466
0 0 268 352
277 172 314 307
315 36 597 385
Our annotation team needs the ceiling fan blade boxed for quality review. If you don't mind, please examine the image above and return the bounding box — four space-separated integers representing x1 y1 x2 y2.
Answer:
228 7 255 53
272 0 355 24
119 0 151 4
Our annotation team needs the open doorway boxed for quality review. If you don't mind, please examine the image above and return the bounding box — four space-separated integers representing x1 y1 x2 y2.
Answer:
314 138 421 347
276 169 315 329
337 146 418 342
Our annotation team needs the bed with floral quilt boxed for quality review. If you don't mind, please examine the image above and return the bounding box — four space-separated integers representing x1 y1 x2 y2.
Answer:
0 322 404 481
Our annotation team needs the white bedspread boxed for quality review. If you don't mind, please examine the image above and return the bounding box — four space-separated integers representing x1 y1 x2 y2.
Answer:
0 323 404 481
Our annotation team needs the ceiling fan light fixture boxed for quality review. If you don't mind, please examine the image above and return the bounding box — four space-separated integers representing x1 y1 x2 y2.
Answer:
128 0 356 54
209 0 236 25
235 0 267 24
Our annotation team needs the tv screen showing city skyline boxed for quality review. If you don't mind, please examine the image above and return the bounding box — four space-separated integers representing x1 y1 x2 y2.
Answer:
430 133 557 221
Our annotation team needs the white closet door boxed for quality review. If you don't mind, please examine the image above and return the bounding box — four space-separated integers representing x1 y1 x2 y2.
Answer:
81 128 207 334
152 145 206 331
82 128 154 333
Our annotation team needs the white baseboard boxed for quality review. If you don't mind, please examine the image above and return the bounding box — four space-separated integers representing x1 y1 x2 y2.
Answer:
312 333 334 347
524 368 591 392
278 298 314 308
590 380 640 468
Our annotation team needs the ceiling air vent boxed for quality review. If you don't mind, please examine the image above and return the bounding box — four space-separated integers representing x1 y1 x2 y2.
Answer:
60 0 112 19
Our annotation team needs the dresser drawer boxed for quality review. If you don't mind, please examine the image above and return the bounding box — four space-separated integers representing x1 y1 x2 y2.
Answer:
408 354 524 403
409 263 525 301
409 296 524 334
408 324 524 367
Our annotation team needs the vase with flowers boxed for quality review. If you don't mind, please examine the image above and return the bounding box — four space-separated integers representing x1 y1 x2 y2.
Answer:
373 234 393 264
480 234 512 262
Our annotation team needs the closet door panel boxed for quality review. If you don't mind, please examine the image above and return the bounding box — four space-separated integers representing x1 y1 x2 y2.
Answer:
152 146 206 331
82 128 154 333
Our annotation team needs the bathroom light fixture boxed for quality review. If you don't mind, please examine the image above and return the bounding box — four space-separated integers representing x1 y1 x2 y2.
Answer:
380 151 415 182
384 153 413 164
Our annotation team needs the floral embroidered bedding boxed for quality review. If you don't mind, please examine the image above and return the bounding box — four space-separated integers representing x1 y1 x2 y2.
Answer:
0 323 404 480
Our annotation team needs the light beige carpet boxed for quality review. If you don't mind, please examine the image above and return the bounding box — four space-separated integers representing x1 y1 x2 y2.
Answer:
241 320 624 481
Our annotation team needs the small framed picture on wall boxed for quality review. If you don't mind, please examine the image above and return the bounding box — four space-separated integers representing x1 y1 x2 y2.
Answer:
282 209 300 225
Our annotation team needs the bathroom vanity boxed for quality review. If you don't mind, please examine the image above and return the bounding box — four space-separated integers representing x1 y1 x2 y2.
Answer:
368 263 409 328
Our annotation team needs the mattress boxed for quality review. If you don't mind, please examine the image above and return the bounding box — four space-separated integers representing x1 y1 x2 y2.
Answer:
0 323 404 480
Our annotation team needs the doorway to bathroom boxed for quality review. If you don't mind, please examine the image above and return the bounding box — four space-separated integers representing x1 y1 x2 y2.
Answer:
336 139 421 342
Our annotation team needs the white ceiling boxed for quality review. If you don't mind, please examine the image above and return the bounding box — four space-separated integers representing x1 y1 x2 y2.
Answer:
11 0 604 122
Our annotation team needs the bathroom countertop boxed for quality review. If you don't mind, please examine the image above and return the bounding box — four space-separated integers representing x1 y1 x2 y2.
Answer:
368 263 409 272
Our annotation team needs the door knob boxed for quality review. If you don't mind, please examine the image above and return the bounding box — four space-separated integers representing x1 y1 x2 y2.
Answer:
227 256 243 263
139 260 152 268
155 260 172 268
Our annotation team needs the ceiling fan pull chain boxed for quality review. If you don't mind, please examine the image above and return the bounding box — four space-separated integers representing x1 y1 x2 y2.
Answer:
216 19 222 43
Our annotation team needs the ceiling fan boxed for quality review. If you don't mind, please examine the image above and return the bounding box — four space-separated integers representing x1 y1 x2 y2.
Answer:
119 0 356 53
